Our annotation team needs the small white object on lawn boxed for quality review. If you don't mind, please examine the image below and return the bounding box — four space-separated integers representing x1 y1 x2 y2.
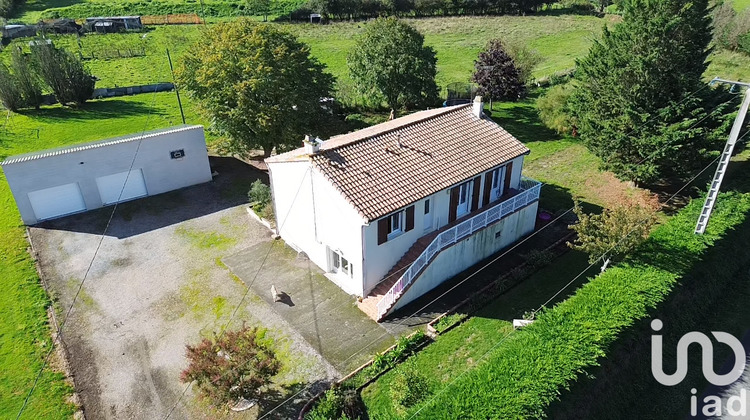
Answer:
513 319 534 329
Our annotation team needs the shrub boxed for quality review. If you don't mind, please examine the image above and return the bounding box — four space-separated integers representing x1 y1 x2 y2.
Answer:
536 83 576 135
248 179 271 207
305 386 365 420
523 249 555 269
567 200 658 264
391 360 430 408
503 40 542 86
180 326 280 407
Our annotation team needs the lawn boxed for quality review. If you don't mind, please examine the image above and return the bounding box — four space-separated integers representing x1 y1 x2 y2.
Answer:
361 250 599 419
0 93 192 419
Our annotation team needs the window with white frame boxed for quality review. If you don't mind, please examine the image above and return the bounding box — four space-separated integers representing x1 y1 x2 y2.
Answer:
328 247 353 277
387 210 405 239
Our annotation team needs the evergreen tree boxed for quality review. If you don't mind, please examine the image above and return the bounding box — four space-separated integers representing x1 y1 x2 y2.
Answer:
570 0 733 183
10 48 44 110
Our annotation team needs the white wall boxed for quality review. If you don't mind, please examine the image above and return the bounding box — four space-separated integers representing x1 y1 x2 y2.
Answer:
3 126 212 225
387 201 538 315
268 162 366 296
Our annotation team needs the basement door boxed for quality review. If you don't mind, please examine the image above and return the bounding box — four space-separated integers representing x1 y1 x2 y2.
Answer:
28 182 87 221
96 169 148 205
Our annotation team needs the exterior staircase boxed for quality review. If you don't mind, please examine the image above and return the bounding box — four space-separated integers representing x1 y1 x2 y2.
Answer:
357 231 438 320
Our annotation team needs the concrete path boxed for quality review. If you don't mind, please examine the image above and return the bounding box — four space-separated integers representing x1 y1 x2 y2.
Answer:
224 242 410 374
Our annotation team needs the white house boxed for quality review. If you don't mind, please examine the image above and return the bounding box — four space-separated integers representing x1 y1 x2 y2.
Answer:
265 97 541 321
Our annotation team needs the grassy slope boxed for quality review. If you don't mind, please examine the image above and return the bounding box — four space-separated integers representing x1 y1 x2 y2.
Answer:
0 93 191 419
361 251 598 419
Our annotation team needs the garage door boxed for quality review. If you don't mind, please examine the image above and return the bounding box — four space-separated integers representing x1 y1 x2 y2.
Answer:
28 183 87 221
96 169 148 205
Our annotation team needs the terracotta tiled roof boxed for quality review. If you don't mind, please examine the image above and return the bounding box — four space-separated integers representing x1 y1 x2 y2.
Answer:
271 104 529 221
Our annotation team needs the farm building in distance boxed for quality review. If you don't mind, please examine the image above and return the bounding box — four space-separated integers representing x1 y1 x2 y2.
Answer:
85 16 143 32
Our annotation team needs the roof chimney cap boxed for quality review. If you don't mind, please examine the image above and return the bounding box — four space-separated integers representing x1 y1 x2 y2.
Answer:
303 134 320 154
473 95 484 118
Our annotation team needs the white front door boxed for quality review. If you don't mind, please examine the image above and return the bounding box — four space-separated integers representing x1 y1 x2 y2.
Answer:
456 181 472 218
28 182 87 221
490 166 506 202
423 198 433 232
96 169 148 205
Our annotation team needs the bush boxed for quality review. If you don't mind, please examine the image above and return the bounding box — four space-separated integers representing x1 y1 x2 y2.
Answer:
410 191 750 418
305 386 365 420
248 179 271 207
503 40 542 86
523 249 555 269
390 360 430 408
180 326 281 407
10 49 44 110
536 83 576 135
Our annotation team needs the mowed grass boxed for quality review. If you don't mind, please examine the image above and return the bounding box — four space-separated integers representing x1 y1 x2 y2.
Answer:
0 93 192 419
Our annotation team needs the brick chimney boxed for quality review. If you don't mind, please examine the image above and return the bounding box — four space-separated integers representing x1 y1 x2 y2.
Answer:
473 95 484 118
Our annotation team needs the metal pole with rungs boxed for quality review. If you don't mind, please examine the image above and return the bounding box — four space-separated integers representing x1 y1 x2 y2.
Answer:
695 79 750 234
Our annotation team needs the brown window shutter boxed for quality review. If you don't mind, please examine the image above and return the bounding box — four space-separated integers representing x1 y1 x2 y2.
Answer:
377 217 388 245
504 162 513 194
483 171 492 206
405 206 415 231
471 176 481 211
449 187 458 222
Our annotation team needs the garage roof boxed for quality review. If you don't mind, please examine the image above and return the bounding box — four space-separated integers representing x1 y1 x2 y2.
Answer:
1 125 203 166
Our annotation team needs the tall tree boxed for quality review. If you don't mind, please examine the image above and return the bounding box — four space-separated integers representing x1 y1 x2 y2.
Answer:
31 42 95 106
348 17 438 113
0 63 23 112
570 0 733 183
246 0 270 21
177 19 334 157
472 39 526 106
10 48 44 109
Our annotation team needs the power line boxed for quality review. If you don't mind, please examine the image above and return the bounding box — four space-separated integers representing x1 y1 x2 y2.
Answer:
251 92 742 419
407 141 742 419
162 167 315 420
15 86 165 420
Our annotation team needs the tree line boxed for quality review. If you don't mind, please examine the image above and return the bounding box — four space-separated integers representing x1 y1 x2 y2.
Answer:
292 0 561 21
0 43 95 111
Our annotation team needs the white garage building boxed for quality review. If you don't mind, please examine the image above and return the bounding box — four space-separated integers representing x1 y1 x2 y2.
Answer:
1 125 213 225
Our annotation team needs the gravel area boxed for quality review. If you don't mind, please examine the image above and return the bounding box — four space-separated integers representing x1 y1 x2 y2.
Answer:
29 157 337 419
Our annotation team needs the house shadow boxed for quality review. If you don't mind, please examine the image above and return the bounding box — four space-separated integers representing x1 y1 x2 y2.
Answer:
544 193 750 419
36 156 268 239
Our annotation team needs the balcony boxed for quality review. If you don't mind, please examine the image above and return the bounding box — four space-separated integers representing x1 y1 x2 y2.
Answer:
357 177 542 321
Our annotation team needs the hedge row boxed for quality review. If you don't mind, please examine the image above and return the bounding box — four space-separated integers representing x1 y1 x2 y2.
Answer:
39 0 306 20
412 191 750 419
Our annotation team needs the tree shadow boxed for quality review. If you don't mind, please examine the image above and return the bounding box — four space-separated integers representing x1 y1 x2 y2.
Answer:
14 98 162 122
11 0 82 19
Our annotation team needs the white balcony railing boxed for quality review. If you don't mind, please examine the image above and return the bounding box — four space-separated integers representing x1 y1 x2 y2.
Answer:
375 177 542 320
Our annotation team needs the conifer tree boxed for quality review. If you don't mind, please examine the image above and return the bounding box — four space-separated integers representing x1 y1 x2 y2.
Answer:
570 0 733 183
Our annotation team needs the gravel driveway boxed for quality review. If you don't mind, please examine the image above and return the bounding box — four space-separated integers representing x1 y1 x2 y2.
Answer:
29 157 337 419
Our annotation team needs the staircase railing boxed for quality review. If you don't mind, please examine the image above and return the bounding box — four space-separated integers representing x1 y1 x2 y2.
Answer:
376 177 542 320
